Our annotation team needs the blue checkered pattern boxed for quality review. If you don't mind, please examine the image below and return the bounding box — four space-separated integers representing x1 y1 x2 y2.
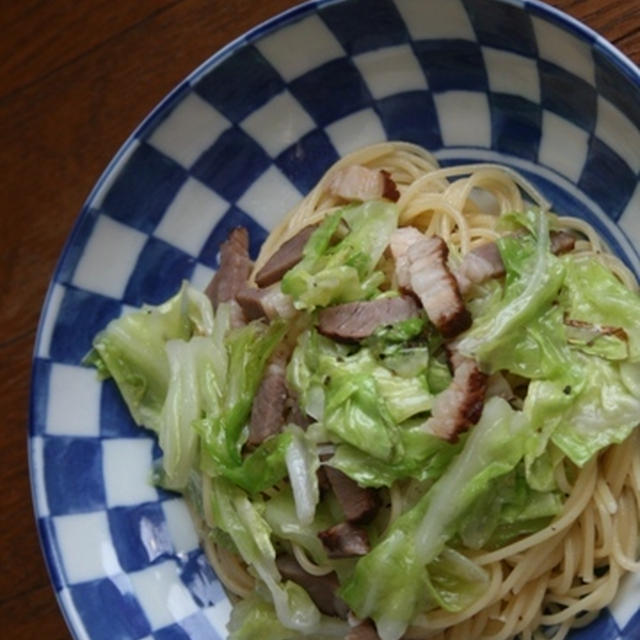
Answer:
29 0 640 638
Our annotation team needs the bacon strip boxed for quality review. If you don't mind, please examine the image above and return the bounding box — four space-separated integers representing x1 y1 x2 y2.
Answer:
389 226 424 291
550 230 577 255
328 165 400 203
455 241 505 294
406 235 471 338
423 352 488 442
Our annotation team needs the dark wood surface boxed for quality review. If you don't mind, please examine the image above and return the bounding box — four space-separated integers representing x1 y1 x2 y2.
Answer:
1 1 638 638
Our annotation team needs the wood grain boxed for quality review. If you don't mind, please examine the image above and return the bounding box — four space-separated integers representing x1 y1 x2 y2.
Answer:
1 1 638 638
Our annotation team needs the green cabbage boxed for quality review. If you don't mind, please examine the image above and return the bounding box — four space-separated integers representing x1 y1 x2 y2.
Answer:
85 282 213 432
210 478 321 633
457 464 563 550
456 209 565 370
560 256 640 361
340 398 529 640
220 432 293 495
328 424 460 488
195 319 286 472
550 357 640 466
228 594 349 640
287 329 435 462
281 200 397 309
85 284 230 488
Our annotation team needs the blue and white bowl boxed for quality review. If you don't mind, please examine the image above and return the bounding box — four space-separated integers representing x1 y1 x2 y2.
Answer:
29 0 640 638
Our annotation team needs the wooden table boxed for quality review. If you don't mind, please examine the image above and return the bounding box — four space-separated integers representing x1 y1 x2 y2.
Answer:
1 1 638 638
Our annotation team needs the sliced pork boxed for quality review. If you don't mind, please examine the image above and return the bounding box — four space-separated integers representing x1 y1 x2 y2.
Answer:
317 296 420 342
550 229 577 255
347 621 381 640
205 227 252 328
247 343 290 447
284 387 313 430
456 230 577 294
328 165 400 203
276 555 349 618
324 466 379 524
390 228 472 338
236 283 296 321
389 226 424 291
423 352 488 442
254 224 317 287
318 522 371 558
406 235 471 339
205 227 252 308
455 241 505 294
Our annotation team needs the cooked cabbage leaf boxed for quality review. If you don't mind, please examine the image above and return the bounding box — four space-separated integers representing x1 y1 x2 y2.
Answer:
281 200 398 309
210 477 321 633
340 398 529 640
560 256 640 361
288 329 433 461
195 319 286 471
456 209 565 371
329 423 460 488
84 282 213 432
550 357 640 466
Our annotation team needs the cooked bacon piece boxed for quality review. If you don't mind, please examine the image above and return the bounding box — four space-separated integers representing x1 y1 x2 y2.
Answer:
318 522 370 558
455 241 505 294
236 283 296 321
328 165 400 203
247 343 290 447
456 230 577 294
276 555 349 618
254 224 318 287
423 352 488 442
407 235 471 339
206 227 252 307
317 296 420 342
347 621 381 640
389 226 425 290
324 466 379 524
389 229 470 338
381 170 400 202
550 230 576 255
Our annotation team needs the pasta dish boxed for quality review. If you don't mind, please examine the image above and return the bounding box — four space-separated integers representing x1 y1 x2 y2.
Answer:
87 142 640 640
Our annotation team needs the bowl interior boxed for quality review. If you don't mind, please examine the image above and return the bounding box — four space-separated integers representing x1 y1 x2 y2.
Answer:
30 1 640 639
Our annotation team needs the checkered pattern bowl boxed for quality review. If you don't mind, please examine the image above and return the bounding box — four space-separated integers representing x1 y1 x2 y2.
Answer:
29 0 640 638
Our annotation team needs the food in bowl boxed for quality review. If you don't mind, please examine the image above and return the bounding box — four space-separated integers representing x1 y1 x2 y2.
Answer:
87 142 640 640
